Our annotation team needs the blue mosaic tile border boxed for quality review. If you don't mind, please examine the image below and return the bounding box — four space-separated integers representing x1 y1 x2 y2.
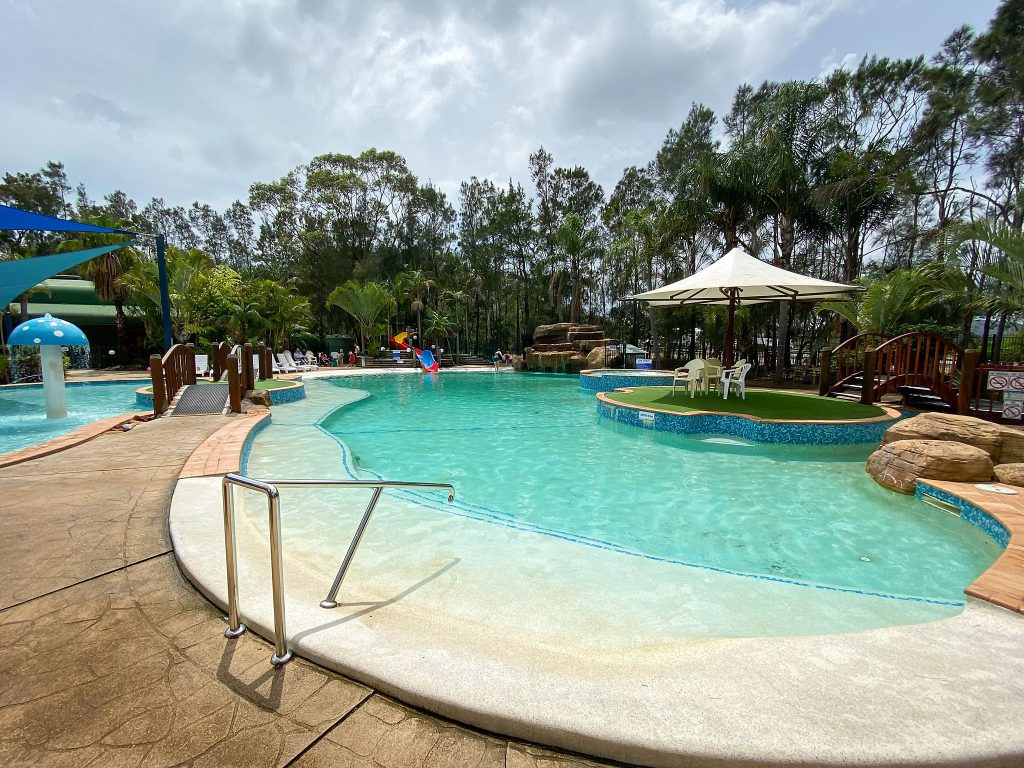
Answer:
596 398 895 445
915 483 1011 548
239 413 273 475
268 383 306 404
580 371 676 392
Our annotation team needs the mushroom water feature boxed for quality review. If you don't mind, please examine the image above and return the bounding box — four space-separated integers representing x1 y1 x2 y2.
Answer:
8 314 89 419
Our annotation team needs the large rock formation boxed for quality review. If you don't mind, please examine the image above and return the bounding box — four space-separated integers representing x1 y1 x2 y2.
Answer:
866 439 994 494
994 463 1024 487
587 345 621 368
525 323 620 372
882 412 1024 464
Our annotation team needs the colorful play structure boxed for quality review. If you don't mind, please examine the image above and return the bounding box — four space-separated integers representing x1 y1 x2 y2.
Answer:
391 332 439 372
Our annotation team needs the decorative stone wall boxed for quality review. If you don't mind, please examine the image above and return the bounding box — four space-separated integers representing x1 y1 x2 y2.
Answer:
524 323 618 373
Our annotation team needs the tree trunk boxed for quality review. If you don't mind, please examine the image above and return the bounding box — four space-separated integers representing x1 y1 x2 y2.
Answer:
648 306 660 368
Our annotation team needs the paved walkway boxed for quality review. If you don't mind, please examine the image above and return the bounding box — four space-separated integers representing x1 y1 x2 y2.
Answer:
0 413 618 767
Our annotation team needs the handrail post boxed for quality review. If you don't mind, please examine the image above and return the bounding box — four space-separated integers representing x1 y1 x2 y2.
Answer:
959 348 979 415
861 347 877 405
267 487 292 665
818 347 833 396
227 355 242 413
320 487 383 608
222 479 246 639
150 354 167 415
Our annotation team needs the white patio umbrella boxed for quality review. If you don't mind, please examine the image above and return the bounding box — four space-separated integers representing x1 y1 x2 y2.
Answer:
626 247 861 367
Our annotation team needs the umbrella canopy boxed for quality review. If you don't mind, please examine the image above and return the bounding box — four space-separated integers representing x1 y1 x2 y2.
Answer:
9 313 89 347
626 248 861 366
628 247 858 306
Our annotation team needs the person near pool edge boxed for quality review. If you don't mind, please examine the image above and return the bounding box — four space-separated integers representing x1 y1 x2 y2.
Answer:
492 349 502 370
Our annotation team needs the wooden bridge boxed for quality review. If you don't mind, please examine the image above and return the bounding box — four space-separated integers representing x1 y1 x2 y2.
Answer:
818 332 981 416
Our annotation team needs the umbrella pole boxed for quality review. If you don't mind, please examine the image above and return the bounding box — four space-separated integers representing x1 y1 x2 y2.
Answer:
724 292 736 368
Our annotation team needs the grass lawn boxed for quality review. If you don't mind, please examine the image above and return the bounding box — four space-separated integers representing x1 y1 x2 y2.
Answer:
196 379 295 390
605 386 887 421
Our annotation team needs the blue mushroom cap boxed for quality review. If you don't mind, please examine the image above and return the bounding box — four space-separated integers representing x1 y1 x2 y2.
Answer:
9 313 89 347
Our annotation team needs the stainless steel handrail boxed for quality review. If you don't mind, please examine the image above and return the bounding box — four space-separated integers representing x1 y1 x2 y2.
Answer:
221 473 455 667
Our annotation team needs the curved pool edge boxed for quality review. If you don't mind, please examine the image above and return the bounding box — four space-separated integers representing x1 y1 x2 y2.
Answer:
166 387 1024 768
135 379 306 408
0 409 148 469
596 388 901 444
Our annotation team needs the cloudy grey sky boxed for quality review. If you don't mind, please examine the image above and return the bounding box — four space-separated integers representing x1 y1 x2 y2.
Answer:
0 0 1002 212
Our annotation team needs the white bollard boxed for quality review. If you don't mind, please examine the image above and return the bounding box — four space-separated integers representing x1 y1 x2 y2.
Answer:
40 344 68 419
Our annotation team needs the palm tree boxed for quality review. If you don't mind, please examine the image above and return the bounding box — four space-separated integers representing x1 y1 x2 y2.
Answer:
57 214 140 363
816 269 932 335
424 306 457 355
553 213 601 323
395 269 435 346
327 280 395 352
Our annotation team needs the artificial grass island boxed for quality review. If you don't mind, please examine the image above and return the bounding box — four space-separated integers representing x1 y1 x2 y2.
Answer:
604 387 888 421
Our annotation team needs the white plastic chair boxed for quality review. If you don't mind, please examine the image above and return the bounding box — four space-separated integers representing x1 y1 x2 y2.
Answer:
722 362 752 400
671 359 705 397
704 358 723 393
283 351 314 371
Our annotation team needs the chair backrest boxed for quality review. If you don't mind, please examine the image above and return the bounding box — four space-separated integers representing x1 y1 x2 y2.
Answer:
683 359 705 376
730 358 747 371
736 363 752 382
705 357 722 371
276 352 290 367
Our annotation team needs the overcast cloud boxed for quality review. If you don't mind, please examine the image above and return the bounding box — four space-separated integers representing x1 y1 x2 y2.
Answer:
0 0 1002 211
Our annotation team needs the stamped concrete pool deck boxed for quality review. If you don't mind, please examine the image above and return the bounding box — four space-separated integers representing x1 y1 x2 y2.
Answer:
0 408 618 767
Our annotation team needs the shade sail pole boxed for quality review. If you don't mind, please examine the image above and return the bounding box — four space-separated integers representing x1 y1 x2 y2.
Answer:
724 291 737 368
156 234 173 351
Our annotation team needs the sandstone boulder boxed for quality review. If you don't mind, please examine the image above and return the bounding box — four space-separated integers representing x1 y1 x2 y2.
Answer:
532 323 574 345
247 389 272 407
587 345 621 368
866 439 994 494
525 351 541 370
882 413 1003 458
579 338 618 354
994 463 1024 487
998 427 1024 464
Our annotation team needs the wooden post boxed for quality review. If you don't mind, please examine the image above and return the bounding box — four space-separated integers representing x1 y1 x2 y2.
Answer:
243 343 255 392
212 343 223 382
818 347 833 397
958 349 979 415
257 343 268 381
227 355 242 414
861 347 877 405
150 354 166 416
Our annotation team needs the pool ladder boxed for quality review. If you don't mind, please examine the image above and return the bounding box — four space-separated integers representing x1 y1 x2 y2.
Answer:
221 473 455 666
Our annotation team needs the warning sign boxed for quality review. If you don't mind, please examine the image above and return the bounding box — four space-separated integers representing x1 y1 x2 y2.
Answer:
1003 405 1022 420
987 371 1024 391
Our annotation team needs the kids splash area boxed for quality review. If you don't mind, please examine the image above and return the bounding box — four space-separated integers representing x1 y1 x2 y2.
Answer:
165 368 1024 767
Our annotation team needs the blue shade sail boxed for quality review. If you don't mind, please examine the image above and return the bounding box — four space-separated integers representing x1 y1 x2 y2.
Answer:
0 243 133 309
0 204 135 235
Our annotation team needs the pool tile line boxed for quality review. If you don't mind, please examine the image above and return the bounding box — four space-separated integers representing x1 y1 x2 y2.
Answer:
236 393 966 609
916 480 1024 615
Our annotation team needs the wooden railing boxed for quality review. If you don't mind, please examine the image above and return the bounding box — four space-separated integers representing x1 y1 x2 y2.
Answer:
212 341 232 381
866 332 963 408
818 333 886 396
149 344 196 415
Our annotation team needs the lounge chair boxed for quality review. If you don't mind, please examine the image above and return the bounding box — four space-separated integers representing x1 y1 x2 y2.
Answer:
194 354 209 377
284 350 315 371
671 359 706 397
722 362 752 400
275 353 297 373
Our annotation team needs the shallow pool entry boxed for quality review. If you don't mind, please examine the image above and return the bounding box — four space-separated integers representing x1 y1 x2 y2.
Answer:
244 374 1002 635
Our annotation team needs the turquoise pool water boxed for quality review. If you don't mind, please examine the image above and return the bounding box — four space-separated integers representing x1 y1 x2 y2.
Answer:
0 381 141 454
318 374 1000 604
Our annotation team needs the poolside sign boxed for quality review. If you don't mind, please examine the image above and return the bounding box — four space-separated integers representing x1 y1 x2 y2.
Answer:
1004 392 1023 421
638 410 656 427
987 371 1024 391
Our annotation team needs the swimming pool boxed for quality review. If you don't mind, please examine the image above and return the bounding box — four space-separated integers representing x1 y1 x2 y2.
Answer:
0 381 141 454
242 373 999 628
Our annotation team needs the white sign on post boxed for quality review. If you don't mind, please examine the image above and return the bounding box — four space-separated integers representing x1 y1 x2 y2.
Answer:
987 371 1024 391
1003 392 1024 421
